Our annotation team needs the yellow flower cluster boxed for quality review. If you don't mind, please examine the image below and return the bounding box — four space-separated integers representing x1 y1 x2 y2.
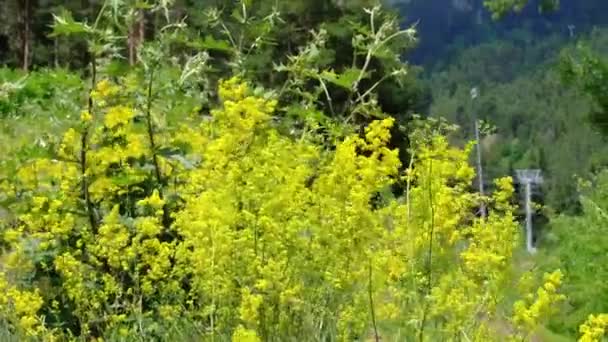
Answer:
512 270 566 337
0 273 45 337
103 105 136 129
232 325 261 342
91 79 120 102
579 313 608 342
218 77 249 101
0 78 568 341
80 110 93 123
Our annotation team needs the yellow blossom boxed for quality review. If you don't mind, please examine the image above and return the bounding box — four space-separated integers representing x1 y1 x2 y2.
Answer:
0 77 556 341
104 105 135 129
239 288 263 325
232 325 261 342
137 189 165 213
579 313 608 342
80 110 92 122
91 79 119 101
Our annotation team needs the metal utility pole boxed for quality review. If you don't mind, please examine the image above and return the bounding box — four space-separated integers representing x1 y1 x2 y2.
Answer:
515 169 543 254
471 87 486 218
568 24 576 38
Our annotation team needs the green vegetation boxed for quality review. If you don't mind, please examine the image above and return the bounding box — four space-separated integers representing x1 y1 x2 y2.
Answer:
428 29 608 212
0 0 607 341
484 0 559 18
427 20 608 342
539 171 608 336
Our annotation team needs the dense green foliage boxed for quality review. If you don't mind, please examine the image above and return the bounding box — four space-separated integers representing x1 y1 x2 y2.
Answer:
426 16 608 341
397 0 608 67
0 68 83 117
484 0 559 19
539 171 608 337
0 0 435 170
428 29 608 212
560 45 608 137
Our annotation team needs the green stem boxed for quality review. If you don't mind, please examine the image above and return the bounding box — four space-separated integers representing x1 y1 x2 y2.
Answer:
368 257 380 342
144 66 171 229
418 158 435 342
82 55 97 232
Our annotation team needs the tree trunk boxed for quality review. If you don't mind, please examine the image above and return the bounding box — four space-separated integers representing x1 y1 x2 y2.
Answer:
54 37 59 68
21 0 31 72
128 10 145 66
153 9 160 41
80 0 91 69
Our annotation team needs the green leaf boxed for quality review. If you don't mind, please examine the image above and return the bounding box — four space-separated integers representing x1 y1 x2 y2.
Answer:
169 155 198 170
323 20 353 39
105 60 131 77
134 0 155 10
111 174 136 187
320 68 367 90
190 36 233 53
50 10 91 37
157 146 182 157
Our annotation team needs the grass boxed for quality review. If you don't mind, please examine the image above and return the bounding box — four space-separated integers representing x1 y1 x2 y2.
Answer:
534 326 572 342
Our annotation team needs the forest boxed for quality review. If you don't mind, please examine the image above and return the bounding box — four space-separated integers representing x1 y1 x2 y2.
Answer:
0 0 607 341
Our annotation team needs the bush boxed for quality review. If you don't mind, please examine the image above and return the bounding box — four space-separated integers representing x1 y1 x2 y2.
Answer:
0 76 563 341
0 68 83 118
540 171 608 337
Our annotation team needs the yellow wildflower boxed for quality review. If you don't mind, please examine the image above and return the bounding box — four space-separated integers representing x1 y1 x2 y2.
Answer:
137 189 165 212
512 270 566 335
239 288 263 325
219 77 249 101
232 325 261 342
91 79 119 101
80 110 92 123
579 313 608 342
104 105 135 129
8 288 44 336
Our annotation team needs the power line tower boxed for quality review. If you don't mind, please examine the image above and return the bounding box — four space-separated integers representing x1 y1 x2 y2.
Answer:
471 86 486 218
515 169 543 254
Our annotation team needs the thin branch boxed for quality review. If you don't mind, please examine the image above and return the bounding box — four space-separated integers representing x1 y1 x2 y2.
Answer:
461 329 472 342
144 66 171 230
352 46 373 96
349 9 412 108
406 149 415 223
353 72 392 105
317 77 335 116
368 257 380 342
93 1 108 30
418 158 435 342
370 7 376 36
406 147 416 299
350 9 378 98
378 29 412 50
145 67 162 185
81 55 98 233
220 22 238 49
